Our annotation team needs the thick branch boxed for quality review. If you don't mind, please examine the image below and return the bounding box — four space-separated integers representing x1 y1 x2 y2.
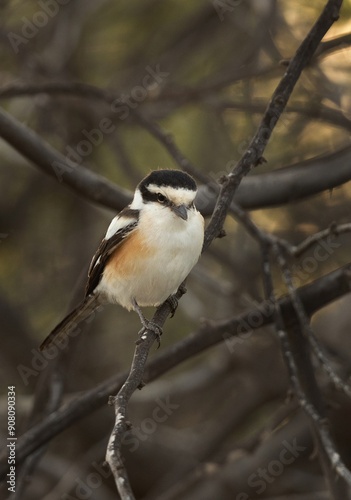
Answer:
0 106 131 211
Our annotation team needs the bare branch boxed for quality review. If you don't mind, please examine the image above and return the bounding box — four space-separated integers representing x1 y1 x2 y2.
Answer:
315 31 351 57
292 222 351 257
0 106 131 212
105 285 187 498
198 144 351 214
216 100 351 132
203 0 343 250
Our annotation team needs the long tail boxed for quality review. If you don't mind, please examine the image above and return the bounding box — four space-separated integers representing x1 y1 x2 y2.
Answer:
39 295 100 351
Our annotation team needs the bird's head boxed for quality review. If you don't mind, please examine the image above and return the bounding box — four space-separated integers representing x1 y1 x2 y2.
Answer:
132 169 198 221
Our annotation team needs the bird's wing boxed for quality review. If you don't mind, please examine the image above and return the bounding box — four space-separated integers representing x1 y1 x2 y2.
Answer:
85 208 139 296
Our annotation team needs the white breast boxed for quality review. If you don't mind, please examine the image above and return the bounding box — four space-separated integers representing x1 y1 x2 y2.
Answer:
97 204 204 310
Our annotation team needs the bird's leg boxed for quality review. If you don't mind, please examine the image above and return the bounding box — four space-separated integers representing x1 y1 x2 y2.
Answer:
132 298 151 331
132 298 162 346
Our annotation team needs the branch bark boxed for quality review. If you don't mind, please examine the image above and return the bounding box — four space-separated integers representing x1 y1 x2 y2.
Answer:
204 0 343 249
0 106 131 211
216 100 351 132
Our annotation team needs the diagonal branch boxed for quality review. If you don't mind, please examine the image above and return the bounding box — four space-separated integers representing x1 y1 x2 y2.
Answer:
105 285 186 497
292 222 351 257
0 106 131 212
204 0 343 249
216 99 351 132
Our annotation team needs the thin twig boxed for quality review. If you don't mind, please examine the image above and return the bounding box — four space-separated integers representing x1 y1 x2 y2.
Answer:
228 200 295 252
292 222 351 257
216 100 351 132
130 110 211 186
105 286 187 498
106 331 156 500
204 0 343 250
315 31 351 58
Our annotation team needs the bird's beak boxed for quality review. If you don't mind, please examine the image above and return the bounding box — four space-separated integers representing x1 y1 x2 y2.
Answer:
171 204 188 220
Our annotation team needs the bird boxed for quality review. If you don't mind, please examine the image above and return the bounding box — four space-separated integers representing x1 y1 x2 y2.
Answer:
39 169 204 351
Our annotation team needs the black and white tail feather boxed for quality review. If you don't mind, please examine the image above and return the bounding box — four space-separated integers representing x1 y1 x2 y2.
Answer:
39 295 100 351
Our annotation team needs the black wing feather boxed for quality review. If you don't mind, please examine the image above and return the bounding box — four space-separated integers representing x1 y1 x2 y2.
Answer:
85 218 138 296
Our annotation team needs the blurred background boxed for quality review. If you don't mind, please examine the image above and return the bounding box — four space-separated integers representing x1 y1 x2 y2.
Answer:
1 0 351 499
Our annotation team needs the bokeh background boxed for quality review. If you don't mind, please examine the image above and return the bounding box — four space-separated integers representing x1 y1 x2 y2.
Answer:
1 1 351 499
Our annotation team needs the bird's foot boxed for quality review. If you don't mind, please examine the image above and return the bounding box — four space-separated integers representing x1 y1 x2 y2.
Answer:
166 295 179 318
166 285 187 318
137 321 163 348
133 298 163 347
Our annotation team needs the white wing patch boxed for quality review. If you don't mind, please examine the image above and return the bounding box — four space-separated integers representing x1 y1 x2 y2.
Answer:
105 215 137 240
130 190 144 210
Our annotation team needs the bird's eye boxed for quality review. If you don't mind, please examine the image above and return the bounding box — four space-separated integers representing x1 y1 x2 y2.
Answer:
157 193 166 203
